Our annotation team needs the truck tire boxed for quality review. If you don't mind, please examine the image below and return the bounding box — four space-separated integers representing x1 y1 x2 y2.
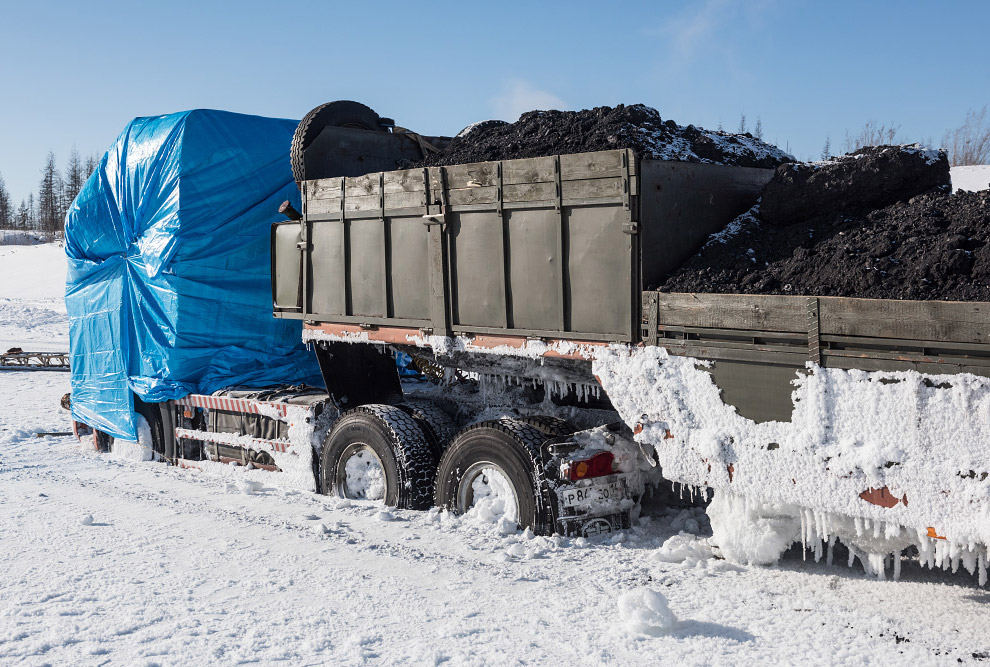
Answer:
434 418 555 534
320 404 436 510
397 400 458 457
515 415 576 438
291 100 386 185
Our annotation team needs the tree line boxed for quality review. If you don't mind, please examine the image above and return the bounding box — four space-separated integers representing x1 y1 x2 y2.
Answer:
0 149 100 235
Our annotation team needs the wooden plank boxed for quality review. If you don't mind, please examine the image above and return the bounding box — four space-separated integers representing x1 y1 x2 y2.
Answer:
431 150 638 191
561 177 631 200
504 182 555 202
307 197 341 218
559 149 636 180
658 293 809 333
503 156 556 185
447 186 497 206
820 297 990 344
442 162 499 189
344 172 381 196
308 178 342 200
384 191 427 210
344 194 381 212
383 169 426 194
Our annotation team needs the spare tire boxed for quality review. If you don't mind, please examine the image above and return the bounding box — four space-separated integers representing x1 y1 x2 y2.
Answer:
291 100 386 185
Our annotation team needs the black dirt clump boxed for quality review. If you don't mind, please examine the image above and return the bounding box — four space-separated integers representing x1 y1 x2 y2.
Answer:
760 145 951 226
413 104 793 169
660 187 990 301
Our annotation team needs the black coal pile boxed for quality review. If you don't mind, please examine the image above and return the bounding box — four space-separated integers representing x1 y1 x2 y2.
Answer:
760 145 951 226
660 186 990 301
414 104 793 169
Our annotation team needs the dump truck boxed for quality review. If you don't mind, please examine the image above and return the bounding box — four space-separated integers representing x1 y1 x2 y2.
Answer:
69 101 990 581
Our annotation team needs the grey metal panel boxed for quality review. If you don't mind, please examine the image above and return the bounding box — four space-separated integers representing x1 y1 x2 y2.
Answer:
566 203 632 336
702 359 801 423
449 210 506 328
309 221 345 316
272 223 301 309
348 218 386 317
389 215 431 320
638 160 773 289
506 207 561 331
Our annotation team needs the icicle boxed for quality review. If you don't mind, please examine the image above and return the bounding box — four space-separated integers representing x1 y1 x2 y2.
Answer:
979 549 987 587
893 550 902 581
827 535 836 567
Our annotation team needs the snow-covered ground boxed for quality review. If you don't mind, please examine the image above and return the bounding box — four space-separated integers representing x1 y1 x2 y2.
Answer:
0 242 69 352
2 244 990 665
951 165 990 192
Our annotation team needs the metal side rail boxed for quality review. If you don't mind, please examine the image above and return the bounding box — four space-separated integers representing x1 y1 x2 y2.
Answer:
173 394 307 471
0 350 70 371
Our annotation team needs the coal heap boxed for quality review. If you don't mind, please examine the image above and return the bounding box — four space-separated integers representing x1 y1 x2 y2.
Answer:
660 169 990 301
414 104 793 169
760 145 951 226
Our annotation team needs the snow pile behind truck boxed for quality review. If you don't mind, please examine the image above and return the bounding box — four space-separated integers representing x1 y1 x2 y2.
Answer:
65 110 323 441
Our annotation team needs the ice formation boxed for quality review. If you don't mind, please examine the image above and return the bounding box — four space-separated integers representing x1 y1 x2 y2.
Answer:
594 345 990 583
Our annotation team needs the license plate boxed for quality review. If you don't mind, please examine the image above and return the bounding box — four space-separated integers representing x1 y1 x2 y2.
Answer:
559 478 626 508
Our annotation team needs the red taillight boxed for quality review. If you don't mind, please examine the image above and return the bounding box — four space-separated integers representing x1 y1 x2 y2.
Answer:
562 451 615 481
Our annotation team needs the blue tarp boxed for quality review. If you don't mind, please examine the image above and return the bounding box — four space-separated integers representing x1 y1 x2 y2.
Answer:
65 109 323 441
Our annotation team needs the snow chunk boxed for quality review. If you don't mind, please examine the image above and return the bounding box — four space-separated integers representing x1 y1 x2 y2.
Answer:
655 533 714 565
708 491 801 566
616 588 677 636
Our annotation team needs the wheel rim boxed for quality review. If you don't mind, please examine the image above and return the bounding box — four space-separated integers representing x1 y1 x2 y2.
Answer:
335 443 386 502
456 461 520 524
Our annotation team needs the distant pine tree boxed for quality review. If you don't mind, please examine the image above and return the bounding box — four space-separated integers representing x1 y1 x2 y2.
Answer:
738 113 747 134
754 118 763 140
84 154 99 179
63 148 84 216
821 136 832 161
17 199 29 231
0 173 12 229
38 151 61 235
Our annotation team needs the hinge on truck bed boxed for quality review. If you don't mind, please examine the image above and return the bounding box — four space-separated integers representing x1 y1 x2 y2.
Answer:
622 222 639 235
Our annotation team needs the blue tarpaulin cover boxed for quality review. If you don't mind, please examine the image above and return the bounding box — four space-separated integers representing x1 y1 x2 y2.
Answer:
65 109 323 441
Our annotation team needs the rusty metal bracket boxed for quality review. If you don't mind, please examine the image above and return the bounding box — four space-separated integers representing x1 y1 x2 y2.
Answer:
495 161 504 217
621 150 631 212
642 292 659 346
378 172 386 223
807 296 821 365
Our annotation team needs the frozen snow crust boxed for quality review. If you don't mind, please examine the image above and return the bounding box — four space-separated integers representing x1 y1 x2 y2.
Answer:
64 110 323 441
414 103 794 169
595 346 990 582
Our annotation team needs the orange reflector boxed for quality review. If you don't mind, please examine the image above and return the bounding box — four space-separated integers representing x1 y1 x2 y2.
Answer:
926 527 946 540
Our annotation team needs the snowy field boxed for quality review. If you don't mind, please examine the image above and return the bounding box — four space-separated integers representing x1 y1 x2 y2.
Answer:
3 244 990 666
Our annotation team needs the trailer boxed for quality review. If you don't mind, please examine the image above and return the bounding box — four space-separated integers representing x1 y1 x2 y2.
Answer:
266 115 990 579
69 101 990 580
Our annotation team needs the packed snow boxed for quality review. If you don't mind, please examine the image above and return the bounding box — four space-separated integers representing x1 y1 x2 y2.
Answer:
4 243 990 664
951 165 990 192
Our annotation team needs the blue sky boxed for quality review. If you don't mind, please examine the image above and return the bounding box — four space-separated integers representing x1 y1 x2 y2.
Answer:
1 0 987 203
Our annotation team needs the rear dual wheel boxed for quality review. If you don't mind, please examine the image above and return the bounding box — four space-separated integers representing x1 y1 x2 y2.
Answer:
320 404 438 510
435 418 569 534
